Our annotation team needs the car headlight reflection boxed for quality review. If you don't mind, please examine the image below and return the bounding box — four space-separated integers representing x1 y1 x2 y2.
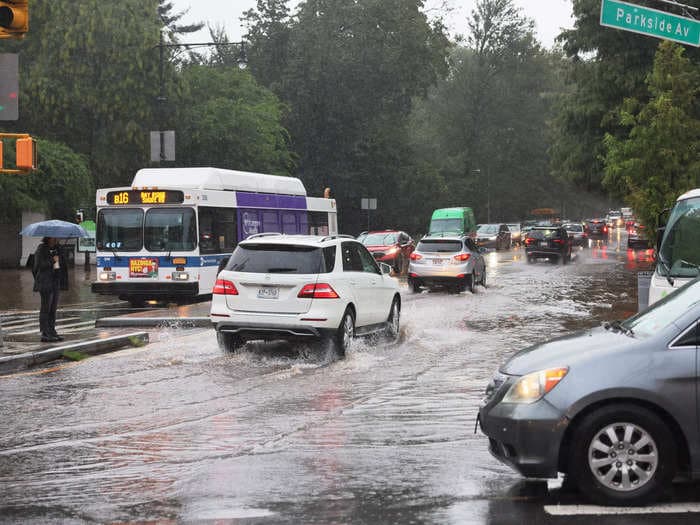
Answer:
502 367 568 404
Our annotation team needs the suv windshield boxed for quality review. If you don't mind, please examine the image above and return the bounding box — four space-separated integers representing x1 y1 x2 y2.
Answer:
478 225 498 235
144 208 197 251
417 240 463 253
622 278 700 339
361 233 398 246
658 197 700 278
97 208 143 252
226 244 334 273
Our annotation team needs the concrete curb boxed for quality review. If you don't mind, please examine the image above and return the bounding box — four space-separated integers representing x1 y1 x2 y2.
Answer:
95 317 211 328
0 332 149 375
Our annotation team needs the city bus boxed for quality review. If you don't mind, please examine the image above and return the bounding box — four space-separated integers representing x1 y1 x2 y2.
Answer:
649 188 700 305
91 167 338 306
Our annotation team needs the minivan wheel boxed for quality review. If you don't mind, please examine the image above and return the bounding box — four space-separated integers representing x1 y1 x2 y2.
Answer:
217 331 244 353
569 404 676 506
334 309 355 357
384 298 400 341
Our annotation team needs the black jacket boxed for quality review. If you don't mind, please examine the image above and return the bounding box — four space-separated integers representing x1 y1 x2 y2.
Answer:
33 243 69 292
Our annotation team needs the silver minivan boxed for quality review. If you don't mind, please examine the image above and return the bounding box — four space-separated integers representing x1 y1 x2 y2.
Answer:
479 277 700 506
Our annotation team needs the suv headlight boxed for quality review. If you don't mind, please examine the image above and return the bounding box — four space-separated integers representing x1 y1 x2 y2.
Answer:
502 367 568 404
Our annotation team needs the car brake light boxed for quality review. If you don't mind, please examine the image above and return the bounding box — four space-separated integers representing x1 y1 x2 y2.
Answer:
453 253 471 262
298 283 339 299
525 238 536 245
553 239 564 244
213 279 238 295
410 253 422 260
603 226 608 233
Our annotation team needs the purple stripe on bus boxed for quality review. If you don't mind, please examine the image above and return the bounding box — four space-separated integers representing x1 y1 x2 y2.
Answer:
235 192 307 209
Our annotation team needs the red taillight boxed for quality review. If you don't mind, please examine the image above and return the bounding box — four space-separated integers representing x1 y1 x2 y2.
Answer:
603 226 608 233
410 252 422 260
454 253 471 262
553 239 564 244
525 238 536 245
409 272 418 278
298 283 339 299
213 279 238 295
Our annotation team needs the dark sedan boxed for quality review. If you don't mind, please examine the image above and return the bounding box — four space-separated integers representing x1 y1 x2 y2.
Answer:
479 277 700 506
585 218 609 238
476 223 511 251
627 222 652 249
524 226 572 263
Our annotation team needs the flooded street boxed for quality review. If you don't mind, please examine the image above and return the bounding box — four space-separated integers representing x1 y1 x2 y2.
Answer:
2 236 696 524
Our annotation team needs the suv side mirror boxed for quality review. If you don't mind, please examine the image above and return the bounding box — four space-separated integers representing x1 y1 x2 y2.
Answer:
379 262 392 275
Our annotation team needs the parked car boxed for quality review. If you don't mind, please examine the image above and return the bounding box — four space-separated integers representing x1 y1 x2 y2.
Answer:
479 277 700 505
507 223 522 246
476 223 511 250
210 234 401 356
585 218 609 238
627 222 652 249
524 226 572 263
563 222 587 247
357 230 415 274
408 236 486 293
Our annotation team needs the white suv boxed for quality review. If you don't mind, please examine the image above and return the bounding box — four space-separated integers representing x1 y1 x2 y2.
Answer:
210 234 401 355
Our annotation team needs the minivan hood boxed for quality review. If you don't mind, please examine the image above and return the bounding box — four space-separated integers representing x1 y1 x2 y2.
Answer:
501 326 640 376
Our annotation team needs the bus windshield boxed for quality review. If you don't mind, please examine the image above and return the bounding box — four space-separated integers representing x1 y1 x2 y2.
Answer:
658 196 700 279
97 209 143 252
145 208 197 251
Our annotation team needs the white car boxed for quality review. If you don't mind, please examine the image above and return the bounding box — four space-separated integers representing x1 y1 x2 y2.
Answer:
210 234 401 355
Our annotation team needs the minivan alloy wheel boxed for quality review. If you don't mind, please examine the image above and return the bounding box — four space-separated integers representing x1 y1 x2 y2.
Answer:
588 422 658 492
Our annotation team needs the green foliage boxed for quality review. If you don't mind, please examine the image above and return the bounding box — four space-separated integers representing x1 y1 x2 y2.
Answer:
173 65 294 174
0 138 91 221
603 41 700 231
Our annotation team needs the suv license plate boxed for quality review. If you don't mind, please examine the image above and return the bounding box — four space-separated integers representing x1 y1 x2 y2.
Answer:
433 258 446 265
539 241 548 247
257 287 279 299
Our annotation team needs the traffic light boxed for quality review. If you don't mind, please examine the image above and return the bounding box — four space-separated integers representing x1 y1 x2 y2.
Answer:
0 1 28 39
0 53 19 120
15 136 35 170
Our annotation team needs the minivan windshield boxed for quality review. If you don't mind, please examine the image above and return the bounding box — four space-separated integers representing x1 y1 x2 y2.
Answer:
622 278 700 339
657 196 700 279
429 218 462 233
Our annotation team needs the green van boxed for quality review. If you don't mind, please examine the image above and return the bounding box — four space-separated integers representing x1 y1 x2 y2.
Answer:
428 207 477 237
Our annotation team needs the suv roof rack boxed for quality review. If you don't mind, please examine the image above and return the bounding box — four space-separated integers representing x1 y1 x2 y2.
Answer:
246 232 282 239
320 234 356 242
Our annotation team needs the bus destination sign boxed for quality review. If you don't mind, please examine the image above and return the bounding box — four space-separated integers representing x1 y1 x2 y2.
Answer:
107 190 184 205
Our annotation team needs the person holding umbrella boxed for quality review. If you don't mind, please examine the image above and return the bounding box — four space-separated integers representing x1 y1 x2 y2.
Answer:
21 219 87 343
32 237 69 342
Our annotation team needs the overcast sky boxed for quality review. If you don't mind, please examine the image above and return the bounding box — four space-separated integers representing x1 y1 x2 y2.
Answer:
171 0 574 49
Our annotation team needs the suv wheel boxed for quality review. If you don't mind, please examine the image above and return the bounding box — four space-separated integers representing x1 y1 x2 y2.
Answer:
466 273 476 294
569 404 676 506
409 279 421 294
384 298 400 341
217 331 244 353
334 309 355 357
480 269 487 288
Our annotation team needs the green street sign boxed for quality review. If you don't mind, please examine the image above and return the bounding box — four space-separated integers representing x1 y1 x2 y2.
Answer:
600 0 700 47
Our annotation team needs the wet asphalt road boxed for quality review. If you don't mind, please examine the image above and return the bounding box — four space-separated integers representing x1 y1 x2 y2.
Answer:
1 232 698 524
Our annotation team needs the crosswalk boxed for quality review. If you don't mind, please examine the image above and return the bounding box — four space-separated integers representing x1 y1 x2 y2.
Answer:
1 300 125 340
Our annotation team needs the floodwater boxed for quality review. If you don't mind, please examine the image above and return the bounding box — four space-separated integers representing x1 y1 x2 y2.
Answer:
3 235 696 524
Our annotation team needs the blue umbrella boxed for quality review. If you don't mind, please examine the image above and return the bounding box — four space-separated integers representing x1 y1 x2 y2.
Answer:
20 219 88 238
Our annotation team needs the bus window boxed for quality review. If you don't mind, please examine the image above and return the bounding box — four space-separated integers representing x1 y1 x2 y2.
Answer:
145 208 197 251
263 210 280 233
198 207 237 255
308 211 329 236
97 208 143 252
282 212 298 234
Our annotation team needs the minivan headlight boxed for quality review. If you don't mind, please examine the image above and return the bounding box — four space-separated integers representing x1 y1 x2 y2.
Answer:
502 367 568 404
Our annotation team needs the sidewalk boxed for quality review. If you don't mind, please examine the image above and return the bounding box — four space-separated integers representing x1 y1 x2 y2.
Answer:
0 302 211 374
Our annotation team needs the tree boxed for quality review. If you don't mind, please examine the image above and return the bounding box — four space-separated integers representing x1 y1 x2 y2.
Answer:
603 41 700 231
173 65 295 174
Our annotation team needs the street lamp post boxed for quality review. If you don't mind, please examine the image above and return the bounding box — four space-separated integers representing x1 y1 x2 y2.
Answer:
472 168 491 223
154 35 247 164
